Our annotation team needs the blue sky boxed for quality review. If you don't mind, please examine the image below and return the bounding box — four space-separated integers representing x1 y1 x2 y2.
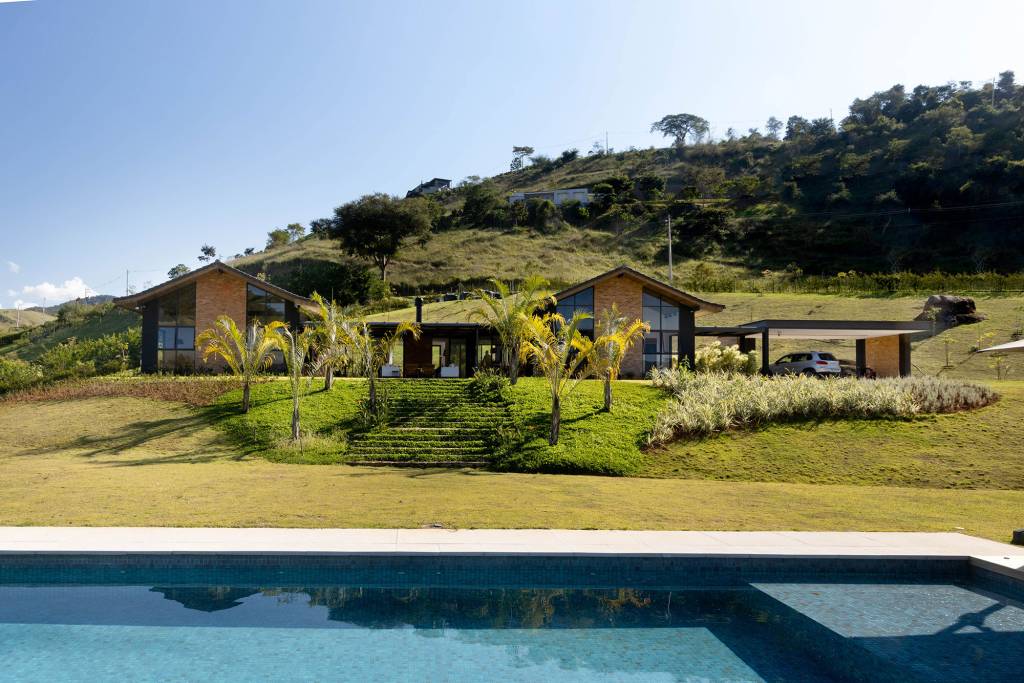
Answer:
1 0 1022 307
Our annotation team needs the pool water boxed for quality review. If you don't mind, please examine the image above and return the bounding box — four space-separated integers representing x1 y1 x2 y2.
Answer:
1 560 1022 682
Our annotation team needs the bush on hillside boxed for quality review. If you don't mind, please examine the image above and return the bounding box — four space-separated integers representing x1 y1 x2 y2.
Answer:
37 328 141 381
647 370 998 445
0 358 43 395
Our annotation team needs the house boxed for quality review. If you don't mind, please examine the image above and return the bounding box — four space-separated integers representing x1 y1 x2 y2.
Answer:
406 178 451 198
117 263 928 378
508 188 593 206
113 261 314 373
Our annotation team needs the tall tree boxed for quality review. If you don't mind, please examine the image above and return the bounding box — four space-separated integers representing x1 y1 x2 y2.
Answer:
346 319 420 418
197 316 284 413
650 113 710 146
471 275 555 385
510 145 534 172
310 292 355 390
519 312 597 446
332 193 433 282
592 306 649 412
766 116 783 140
286 222 305 242
273 325 322 441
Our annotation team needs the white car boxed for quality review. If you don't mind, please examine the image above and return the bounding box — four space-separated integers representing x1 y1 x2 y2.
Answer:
768 351 842 377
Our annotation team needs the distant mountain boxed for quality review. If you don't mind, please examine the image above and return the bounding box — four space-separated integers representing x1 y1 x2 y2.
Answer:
30 294 116 315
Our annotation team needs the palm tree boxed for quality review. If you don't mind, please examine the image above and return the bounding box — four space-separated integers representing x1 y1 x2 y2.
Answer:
273 325 323 441
519 311 597 445
592 305 649 412
197 316 284 413
346 319 420 417
472 275 554 385
309 292 354 390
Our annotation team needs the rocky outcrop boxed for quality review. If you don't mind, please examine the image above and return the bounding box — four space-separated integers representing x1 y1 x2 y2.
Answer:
915 295 985 327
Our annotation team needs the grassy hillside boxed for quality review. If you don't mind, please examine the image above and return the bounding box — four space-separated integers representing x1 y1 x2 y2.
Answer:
0 309 53 334
0 303 138 362
230 228 754 294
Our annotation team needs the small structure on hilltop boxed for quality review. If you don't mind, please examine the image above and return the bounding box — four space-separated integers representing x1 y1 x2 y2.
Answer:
508 188 592 206
406 178 451 198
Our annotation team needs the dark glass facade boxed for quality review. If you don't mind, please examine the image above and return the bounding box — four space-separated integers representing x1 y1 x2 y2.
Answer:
157 283 197 372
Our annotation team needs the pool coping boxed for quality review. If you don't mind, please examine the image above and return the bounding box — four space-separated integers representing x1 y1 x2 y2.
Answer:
0 528 1021 578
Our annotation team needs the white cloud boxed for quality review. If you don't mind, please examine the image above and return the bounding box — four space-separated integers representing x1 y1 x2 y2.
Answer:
6 261 19 274
13 299 39 310
17 276 93 304
6 289 15 297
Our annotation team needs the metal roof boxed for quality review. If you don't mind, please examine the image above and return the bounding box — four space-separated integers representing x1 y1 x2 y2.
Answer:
980 339 1024 352
551 265 725 316
737 319 931 340
113 261 315 312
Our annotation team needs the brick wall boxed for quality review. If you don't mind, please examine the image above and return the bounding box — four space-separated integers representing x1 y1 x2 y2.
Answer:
865 335 900 378
195 271 247 371
593 274 645 378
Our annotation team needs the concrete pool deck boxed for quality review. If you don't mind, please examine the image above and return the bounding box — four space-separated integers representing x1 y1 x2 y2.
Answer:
0 527 1021 577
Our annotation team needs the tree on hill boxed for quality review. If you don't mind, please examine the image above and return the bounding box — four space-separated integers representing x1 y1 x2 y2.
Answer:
650 113 710 146
266 228 291 249
510 145 534 172
766 116 783 140
286 223 305 241
332 193 433 283
167 264 189 280
198 244 217 263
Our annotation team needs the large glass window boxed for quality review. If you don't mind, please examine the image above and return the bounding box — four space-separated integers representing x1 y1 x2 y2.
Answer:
246 284 287 325
157 284 196 373
247 284 287 367
555 286 594 336
642 290 680 374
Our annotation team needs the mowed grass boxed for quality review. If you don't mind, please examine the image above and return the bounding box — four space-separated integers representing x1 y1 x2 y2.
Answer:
1 392 1023 541
645 381 1024 488
498 379 666 475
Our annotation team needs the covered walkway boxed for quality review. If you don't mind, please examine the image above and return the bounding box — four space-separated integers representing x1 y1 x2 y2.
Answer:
696 320 931 377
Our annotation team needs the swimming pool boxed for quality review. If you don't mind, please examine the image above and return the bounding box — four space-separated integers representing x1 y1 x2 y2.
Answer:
1 554 1022 682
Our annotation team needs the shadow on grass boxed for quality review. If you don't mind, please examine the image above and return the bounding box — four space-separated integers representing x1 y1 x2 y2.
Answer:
16 410 243 467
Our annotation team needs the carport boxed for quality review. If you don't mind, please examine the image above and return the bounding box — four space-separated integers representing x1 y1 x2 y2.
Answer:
696 320 931 377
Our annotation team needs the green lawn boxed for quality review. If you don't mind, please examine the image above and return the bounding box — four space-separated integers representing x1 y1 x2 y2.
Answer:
1 395 1022 541
1 375 1022 541
645 381 1024 489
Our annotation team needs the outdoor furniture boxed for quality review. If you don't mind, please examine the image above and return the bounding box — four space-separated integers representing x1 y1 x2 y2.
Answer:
440 364 460 378
380 364 401 378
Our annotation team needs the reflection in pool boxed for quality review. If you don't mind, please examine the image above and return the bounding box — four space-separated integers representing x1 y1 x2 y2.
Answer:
1 568 1022 681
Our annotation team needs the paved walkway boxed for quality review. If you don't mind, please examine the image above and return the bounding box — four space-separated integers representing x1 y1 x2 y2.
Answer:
0 528 1021 573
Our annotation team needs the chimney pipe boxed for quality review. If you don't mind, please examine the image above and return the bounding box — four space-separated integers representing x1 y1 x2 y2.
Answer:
414 296 423 323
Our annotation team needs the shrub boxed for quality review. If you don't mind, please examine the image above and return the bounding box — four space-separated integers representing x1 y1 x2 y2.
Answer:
37 328 141 380
468 367 510 401
694 341 758 375
647 370 997 445
0 358 43 395
879 375 998 413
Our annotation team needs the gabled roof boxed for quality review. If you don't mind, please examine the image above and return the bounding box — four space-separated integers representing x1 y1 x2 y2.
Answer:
113 261 315 312
552 265 724 316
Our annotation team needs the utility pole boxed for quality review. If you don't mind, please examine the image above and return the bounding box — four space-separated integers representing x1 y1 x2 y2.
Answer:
605 131 609 154
126 270 130 296
666 215 673 284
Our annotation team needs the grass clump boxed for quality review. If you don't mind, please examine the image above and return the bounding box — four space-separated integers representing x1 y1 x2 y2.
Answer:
648 369 997 445
879 375 998 413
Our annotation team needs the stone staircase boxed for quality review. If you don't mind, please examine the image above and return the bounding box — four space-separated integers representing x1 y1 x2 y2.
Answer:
346 379 513 465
